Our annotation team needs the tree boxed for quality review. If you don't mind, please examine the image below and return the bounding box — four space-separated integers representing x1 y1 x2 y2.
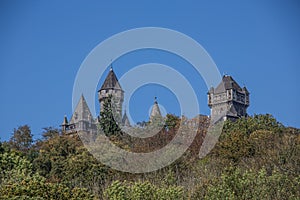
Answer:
164 114 180 131
0 141 4 154
203 167 300 200
213 131 253 163
42 127 60 140
222 114 283 135
104 180 185 200
9 125 33 152
0 149 95 200
99 95 121 137
33 135 81 179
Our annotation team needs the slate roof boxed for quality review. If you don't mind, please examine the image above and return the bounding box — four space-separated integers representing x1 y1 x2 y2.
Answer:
70 95 94 124
99 68 122 91
243 86 249 94
214 75 243 94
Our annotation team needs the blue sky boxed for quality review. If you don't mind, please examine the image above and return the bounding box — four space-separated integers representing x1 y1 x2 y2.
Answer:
0 0 299 141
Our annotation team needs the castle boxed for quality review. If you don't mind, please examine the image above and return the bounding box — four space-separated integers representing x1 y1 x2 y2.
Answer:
208 75 250 121
61 69 250 135
61 67 164 135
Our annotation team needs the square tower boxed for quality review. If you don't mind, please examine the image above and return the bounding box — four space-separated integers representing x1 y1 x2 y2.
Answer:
208 75 250 121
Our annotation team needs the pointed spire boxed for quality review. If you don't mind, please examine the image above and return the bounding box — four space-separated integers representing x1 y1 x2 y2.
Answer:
110 62 113 71
122 111 131 127
61 115 69 132
99 67 122 91
70 94 94 124
62 115 68 125
150 96 162 121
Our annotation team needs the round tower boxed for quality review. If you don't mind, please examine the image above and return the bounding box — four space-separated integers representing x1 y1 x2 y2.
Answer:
98 67 124 121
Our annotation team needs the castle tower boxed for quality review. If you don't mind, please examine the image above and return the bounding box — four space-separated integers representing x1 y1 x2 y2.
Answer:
208 75 250 121
98 67 124 122
150 97 162 122
65 95 97 136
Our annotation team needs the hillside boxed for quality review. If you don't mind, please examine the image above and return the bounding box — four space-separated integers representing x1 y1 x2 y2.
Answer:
0 114 299 199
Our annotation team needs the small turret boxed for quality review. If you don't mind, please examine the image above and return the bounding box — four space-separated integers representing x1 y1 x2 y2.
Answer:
150 97 162 122
122 111 131 127
61 115 69 132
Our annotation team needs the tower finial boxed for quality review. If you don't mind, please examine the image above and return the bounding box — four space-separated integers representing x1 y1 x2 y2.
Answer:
154 96 157 103
110 59 113 71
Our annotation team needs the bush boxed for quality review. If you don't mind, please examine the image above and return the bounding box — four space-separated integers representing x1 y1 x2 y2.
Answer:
104 180 184 200
192 167 300 200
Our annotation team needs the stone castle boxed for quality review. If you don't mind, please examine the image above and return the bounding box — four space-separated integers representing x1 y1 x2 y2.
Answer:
61 68 250 135
208 75 250 121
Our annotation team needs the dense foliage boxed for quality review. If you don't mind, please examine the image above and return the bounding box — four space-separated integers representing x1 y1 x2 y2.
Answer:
0 138 95 199
99 95 122 137
0 114 299 199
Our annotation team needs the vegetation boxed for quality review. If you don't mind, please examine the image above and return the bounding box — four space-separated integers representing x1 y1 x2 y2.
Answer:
99 95 122 137
0 114 299 199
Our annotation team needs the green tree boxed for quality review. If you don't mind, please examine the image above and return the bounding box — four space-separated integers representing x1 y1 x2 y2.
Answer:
222 114 283 135
33 135 80 179
33 134 111 196
99 95 121 137
164 114 180 131
104 180 185 200
41 127 60 140
9 125 33 152
0 141 4 154
213 131 253 163
203 167 300 200
0 148 94 200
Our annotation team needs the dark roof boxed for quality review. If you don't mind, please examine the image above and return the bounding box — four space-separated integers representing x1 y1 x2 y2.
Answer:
243 86 249 94
99 69 122 91
214 75 243 94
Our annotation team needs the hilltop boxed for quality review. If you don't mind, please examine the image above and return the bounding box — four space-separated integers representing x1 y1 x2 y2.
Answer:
0 114 299 199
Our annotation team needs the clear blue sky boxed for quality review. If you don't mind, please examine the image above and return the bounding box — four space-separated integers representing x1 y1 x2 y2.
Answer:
1 0 299 141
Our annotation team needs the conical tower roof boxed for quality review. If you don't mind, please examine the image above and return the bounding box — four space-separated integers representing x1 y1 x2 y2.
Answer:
150 97 162 121
122 111 131 127
70 95 93 124
99 68 122 91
